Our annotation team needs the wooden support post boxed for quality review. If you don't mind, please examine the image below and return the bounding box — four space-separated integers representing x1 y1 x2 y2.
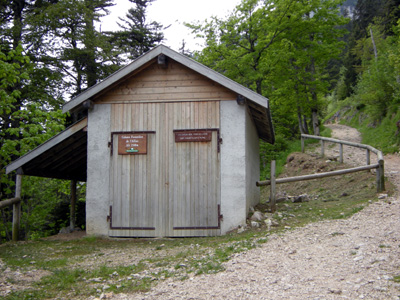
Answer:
12 175 22 242
301 137 305 153
270 160 276 213
377 159 385 192
321 140 325 157
339 143 343 163
70 180 77 230
366 149 370 165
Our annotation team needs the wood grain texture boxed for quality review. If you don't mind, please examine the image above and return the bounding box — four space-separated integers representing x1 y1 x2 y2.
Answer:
109 101 221 237
97 60 236 104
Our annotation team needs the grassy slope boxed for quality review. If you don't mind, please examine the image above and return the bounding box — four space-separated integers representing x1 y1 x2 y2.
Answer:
325 101 400 154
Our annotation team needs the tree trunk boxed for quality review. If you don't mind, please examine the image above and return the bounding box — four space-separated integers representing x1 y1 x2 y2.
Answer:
297 106 307 134
312 108 320 136
84 0 97 88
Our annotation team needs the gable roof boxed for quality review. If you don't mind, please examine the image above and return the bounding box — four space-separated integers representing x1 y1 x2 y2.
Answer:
63 45 274 143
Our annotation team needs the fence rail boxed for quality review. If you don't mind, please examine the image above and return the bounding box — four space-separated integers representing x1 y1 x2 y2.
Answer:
257 134 385 212
0 197 21 209
0 174 22 241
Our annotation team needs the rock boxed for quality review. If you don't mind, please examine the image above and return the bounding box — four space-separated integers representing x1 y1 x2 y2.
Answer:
250 211 264 221
292 194 309 203
276 192 288 203
100 292 114 299
328 288 342 295
59 226 72 234
287 155 295 163
265 219 272 230
378 194 388 199
251 221 260 228
237 225 247 233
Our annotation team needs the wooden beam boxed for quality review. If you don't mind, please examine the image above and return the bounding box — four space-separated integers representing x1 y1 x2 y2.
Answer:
157 54 168 69
12 175 22 242
0 197 20 209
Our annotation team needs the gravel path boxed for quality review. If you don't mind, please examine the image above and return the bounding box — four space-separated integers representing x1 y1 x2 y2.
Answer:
120 124 400 300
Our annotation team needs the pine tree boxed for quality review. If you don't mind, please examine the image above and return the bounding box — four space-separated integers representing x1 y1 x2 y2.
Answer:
110 0 164 60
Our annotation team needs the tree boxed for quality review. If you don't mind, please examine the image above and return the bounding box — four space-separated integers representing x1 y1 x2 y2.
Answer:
0 43 65 241
110 0 164 60
351 23 399 120
189 0 347 136
27 0 116 97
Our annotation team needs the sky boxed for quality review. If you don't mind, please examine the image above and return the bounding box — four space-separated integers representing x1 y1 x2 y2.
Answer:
102 0 242 52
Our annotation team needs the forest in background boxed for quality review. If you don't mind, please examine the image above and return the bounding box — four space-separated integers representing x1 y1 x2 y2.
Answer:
1 0 399 242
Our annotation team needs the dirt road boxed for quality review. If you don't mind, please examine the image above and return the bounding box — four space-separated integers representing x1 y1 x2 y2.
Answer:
122 124 400 300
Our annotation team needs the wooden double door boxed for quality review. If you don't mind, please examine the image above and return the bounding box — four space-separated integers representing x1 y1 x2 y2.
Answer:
108 102 221 237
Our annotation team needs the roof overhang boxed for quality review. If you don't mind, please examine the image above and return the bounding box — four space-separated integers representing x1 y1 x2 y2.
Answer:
6 118 88 181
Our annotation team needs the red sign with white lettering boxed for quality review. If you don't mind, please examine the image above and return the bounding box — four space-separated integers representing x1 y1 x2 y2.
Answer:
175 131 212 143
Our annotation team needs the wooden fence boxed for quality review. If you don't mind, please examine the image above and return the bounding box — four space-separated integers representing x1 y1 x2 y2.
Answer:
256 134 385 212
0 174 22 241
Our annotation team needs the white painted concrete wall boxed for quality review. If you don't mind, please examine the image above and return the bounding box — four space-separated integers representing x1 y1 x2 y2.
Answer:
245 108 260 210
220 101 247 234
220 101 261 234
86 104 111 236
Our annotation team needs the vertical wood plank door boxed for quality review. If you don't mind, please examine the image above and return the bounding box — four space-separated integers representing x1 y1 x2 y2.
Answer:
168 101 221 237
170 129 221 237
109 132 157 237
109 101 220 237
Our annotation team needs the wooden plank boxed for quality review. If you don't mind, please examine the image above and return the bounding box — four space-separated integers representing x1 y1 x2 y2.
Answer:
98 91 236 103
109 84 229 96
115 78 219 89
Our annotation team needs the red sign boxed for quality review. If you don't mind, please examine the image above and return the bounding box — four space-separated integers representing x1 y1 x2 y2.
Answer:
175 130 212 143
118 134 147 155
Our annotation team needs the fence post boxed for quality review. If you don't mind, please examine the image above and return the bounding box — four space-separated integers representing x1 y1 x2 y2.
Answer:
270 160 276 212
12 174 22 242
339 143 343 163
301 136 305 153
366 149 370 165
321 140 325 157
377 159 385 192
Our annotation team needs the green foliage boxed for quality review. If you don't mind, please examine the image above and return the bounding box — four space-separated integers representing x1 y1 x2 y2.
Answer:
189 0 348 137
0 44 68 242
326 20 400 154
111 0 165 60
19 178 86 240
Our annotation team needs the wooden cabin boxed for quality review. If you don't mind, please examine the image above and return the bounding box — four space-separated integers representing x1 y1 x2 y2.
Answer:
6 45 274 237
